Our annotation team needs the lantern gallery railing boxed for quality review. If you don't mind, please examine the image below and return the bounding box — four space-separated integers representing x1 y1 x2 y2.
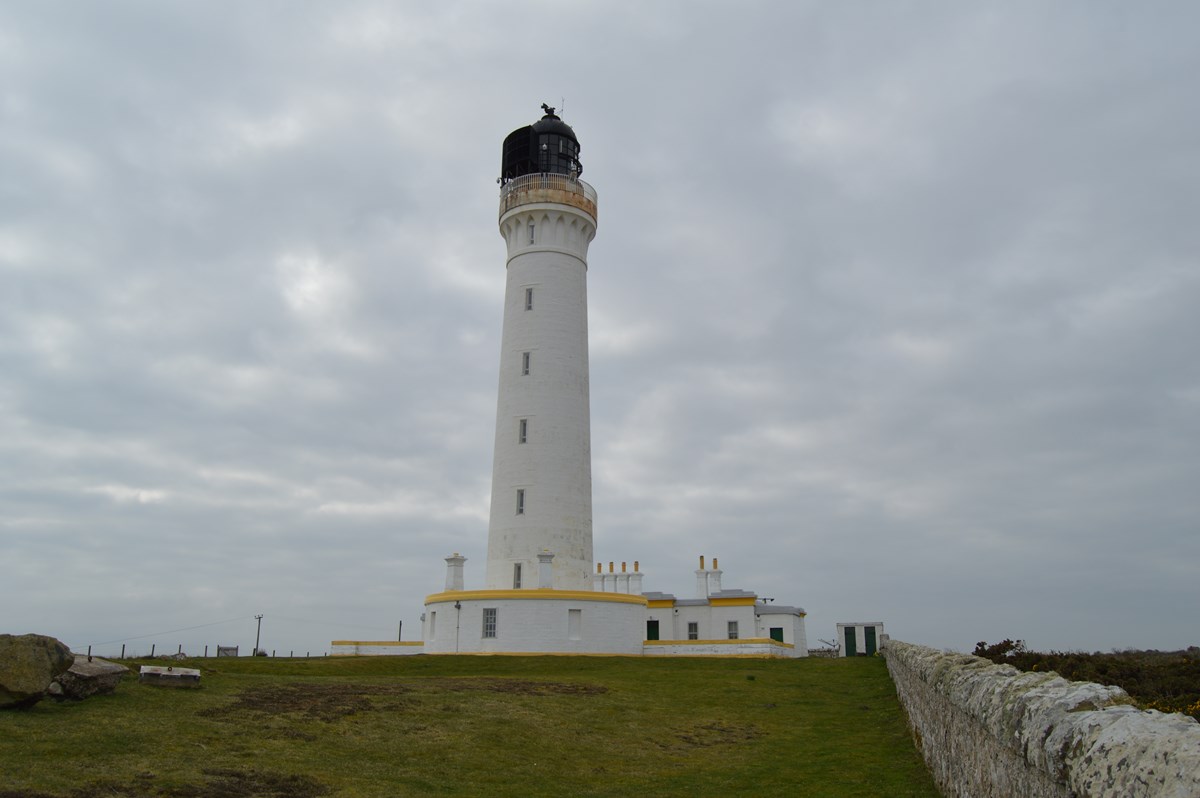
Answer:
499 173 597 219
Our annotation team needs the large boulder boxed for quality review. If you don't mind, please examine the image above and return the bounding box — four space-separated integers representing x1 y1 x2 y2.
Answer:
0 634 74 708
50 656 128 700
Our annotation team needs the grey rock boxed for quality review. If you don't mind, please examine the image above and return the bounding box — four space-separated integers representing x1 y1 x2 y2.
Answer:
0 633 74 708
52 657 129 700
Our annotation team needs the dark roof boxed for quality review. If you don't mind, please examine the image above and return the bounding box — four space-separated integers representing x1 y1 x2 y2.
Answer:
531 111 579 143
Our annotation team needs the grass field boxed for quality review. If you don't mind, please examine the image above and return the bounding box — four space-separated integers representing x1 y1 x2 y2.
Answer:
1 654 938 797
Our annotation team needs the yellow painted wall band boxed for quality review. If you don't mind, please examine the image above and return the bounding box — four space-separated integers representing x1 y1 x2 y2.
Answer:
708 597 758 606
425 589 648 606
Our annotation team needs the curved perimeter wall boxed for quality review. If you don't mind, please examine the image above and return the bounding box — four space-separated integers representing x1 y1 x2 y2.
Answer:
424 591 645 655
884 640 1200 798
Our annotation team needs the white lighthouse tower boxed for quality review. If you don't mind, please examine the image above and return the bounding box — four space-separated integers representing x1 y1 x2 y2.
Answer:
333 107 811 657
422 106 646 654
486 106 596 592
332 107 810 659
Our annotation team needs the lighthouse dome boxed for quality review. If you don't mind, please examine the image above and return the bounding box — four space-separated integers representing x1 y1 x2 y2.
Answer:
531 110 578 143
501 104 583 183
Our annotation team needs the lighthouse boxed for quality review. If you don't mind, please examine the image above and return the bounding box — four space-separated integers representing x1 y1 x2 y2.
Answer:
337 106 810 659
486 105 596 591
421 106 647 654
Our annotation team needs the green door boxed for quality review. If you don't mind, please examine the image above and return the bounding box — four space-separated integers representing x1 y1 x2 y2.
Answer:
865 626 877 655
844 627 857 656
646 620 659 641
769 627 784 642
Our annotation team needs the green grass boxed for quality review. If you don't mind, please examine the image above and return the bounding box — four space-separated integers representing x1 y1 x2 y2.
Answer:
1 655 937 797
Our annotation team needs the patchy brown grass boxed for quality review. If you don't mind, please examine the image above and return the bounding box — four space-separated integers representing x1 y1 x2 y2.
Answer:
666 720 764 749
0 768 330 798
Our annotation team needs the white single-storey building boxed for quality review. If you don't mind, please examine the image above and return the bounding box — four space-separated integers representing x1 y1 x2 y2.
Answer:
836 622 886 657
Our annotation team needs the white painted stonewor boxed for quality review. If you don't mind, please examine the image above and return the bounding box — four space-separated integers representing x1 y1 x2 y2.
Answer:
486 183 598 591
423 591 644 655
444 554 466 591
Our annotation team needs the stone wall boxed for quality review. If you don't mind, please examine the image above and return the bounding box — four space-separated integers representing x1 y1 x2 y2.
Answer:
884 640 1200 797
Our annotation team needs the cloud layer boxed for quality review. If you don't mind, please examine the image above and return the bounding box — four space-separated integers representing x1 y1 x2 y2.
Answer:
3 2 1197 656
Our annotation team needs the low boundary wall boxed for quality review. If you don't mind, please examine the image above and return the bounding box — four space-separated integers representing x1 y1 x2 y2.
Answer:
642 638 795 657
884 640 1200 797
330 641 424 656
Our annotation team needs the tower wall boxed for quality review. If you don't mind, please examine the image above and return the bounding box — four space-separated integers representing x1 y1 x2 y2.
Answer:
485 195 597 591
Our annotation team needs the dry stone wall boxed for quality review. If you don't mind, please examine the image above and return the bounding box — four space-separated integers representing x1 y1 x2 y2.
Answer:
885 640 1200 797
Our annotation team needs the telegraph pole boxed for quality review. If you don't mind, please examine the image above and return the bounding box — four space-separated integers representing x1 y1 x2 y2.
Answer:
254 614 263 656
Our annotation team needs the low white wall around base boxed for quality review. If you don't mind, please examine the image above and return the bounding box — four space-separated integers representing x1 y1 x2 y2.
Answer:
885 639 1200 798
330 641 424 656
643 639 794 657
423 590 646 654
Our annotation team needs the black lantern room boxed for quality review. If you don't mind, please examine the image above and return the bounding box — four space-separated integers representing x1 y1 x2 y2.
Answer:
500 104 582 184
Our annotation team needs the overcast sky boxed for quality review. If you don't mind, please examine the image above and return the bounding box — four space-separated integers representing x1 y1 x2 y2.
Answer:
3 2 1197 658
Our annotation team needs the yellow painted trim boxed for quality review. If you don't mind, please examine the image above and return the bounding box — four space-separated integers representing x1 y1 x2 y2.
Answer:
647 599 675 609
425 589 648 606
644 638 793 649
647 653 787 658
330 641 423 647
424 651 647 657
425 652 782 658
708 597 758 607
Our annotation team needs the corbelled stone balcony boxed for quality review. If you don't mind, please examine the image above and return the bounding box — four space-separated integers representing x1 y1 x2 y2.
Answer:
499 173 597 222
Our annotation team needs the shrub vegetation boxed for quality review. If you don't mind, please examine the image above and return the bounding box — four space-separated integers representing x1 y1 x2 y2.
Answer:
973 640 1200 720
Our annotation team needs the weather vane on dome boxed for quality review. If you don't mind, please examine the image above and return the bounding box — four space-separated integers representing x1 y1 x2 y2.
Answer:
541 103 556 116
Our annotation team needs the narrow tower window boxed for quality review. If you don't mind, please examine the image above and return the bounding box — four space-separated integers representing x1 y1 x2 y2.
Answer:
525 287 534 311
516 488 525 515
513 563 522 589
521 351 530 375
518 418 528 444
482 607 497 638
528 223 535 244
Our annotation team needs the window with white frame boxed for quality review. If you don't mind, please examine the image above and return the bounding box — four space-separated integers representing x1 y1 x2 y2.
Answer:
687 622 699 640
482 607 497 638
518 418 528 444
727 621 739 640
528 223 535 244
513 563 522 589
521 351 530 375
525 286 534 310
516 488 525 515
